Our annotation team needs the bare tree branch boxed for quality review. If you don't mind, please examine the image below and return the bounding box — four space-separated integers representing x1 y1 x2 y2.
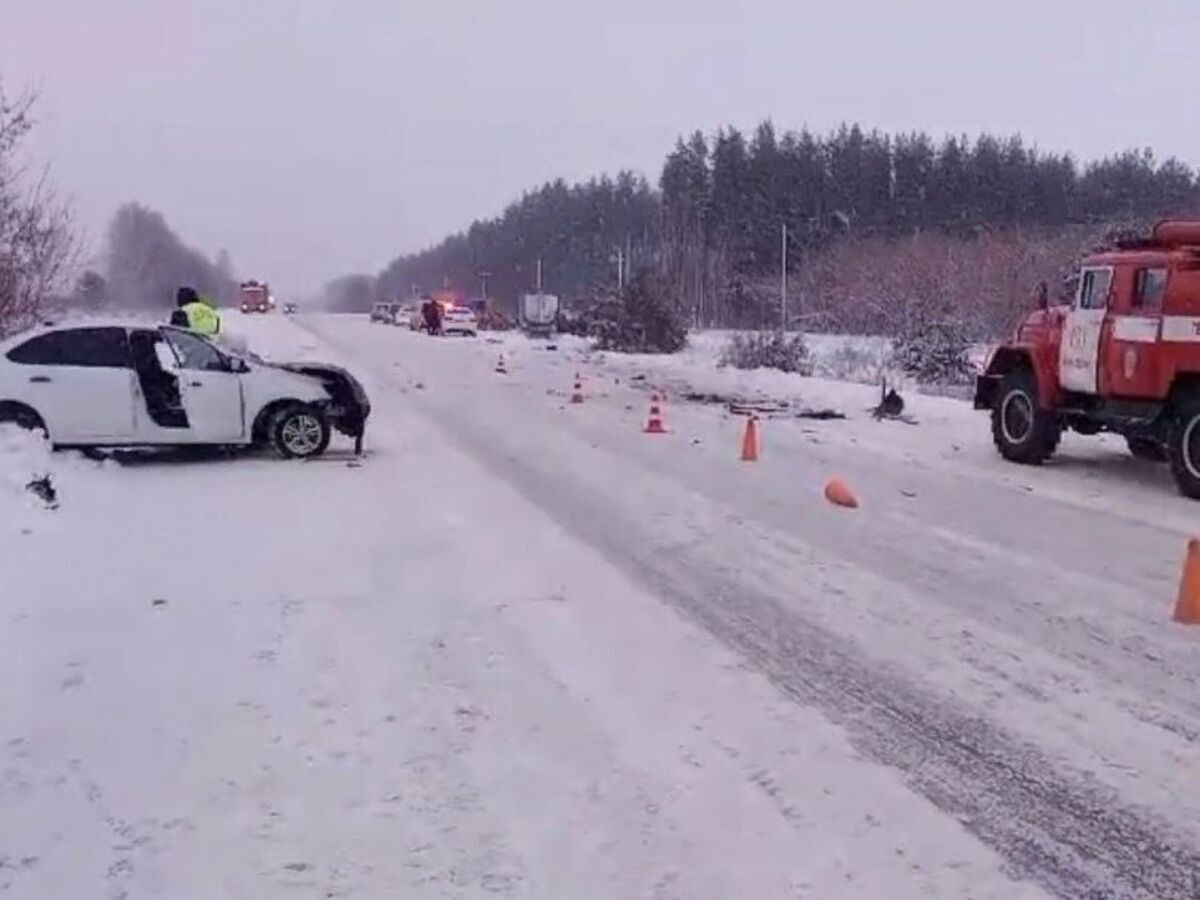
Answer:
0 82 76 336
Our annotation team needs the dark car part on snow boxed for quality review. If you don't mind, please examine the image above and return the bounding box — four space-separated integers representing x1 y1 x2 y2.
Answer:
26 474 57 508
796 408 847 421
872 380 906 419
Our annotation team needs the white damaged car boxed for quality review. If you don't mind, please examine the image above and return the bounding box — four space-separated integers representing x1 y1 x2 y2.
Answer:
0 323 370 458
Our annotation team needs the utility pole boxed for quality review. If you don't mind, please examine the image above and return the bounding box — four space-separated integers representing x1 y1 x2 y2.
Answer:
615 248 625 291
479 270 491 302
536 258 543 293
780 222 789 331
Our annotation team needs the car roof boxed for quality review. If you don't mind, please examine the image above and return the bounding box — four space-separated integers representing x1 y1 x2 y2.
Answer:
0 319 166 353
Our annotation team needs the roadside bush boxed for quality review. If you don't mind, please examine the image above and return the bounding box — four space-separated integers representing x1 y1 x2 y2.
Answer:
721 330 812 375
556 302 597 338
592 270 688 354
816 339 889 383
893 319 973 384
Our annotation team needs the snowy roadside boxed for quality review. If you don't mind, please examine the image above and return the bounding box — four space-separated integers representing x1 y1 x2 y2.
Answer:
2 312 1054 898
473 324 1196 534
0 425 118 536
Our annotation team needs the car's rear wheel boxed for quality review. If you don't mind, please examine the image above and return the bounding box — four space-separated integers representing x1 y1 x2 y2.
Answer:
0 403 48 439
1169 395 1200 499
269 404 331 459
991 369 1060 464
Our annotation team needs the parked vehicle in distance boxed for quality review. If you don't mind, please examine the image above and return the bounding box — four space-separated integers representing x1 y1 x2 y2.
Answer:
976 219 1200 498
283 302 298 315
519 293 559 337
443 306 479 336
369 302 399 324
0 323 370 459
395 304 418 328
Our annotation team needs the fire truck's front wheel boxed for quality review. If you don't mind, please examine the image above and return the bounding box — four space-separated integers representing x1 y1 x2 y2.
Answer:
992 370 1061 465
1168 396 1200 499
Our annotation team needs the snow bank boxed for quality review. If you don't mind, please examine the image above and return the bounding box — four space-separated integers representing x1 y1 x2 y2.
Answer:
0 425 120 537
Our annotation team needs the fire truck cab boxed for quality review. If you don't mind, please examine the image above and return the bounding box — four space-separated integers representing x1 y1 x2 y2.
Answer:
975 220 1200 498
239 280 272 314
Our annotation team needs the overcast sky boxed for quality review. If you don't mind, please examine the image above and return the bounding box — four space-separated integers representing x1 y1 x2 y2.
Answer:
3 0 1198 297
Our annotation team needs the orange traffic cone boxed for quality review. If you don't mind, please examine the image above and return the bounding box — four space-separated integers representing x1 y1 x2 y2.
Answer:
740 416 760 461
1172 538 1200 624
824 477 859 509
644 393 667 434
570 373 584 404
495 354 508 375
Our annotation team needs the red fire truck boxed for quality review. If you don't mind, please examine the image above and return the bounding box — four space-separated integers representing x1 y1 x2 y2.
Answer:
239 280 272 314
975 220 1200 498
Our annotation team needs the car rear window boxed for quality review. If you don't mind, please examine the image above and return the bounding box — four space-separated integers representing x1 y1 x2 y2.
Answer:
6 327 130 368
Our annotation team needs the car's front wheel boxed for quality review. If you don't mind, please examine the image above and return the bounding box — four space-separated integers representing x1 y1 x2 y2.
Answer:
269 404 331 459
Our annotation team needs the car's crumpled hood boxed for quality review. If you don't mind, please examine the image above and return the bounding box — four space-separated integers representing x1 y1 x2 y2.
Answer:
274 362 371 421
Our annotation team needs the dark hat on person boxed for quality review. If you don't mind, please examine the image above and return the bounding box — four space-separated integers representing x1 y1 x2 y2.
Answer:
176 286 199 307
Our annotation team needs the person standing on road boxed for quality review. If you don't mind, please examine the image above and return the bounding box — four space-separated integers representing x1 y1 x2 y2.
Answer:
172 286 221 336
421 298 443 336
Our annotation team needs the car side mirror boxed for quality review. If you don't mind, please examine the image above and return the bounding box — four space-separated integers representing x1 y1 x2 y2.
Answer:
228 357 250 374
154 342 179 371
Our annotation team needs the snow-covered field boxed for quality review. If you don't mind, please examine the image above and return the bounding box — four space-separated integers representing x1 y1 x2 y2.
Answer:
3 314 1198 898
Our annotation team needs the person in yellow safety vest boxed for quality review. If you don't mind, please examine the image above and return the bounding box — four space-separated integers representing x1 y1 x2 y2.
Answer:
173 286 221 336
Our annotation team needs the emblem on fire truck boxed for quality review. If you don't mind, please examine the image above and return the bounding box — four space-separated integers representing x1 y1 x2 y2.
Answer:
1123 348 1137 380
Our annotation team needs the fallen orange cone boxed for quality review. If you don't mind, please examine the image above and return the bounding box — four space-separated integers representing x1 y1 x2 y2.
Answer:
570 373 584 404
644 393 667 434
824 477 859 509
741 416 760 461
1173 538 1200 624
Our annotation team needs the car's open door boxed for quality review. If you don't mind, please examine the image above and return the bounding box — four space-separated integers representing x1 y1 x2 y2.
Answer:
161 329 244 442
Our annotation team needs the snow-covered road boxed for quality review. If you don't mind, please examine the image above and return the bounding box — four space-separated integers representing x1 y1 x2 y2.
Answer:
4 313 1198 898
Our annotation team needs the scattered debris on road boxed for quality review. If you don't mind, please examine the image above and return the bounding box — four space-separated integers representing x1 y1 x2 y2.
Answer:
870 380 917 424
25 475 57 509
796 407 847 421
824 477 860 508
